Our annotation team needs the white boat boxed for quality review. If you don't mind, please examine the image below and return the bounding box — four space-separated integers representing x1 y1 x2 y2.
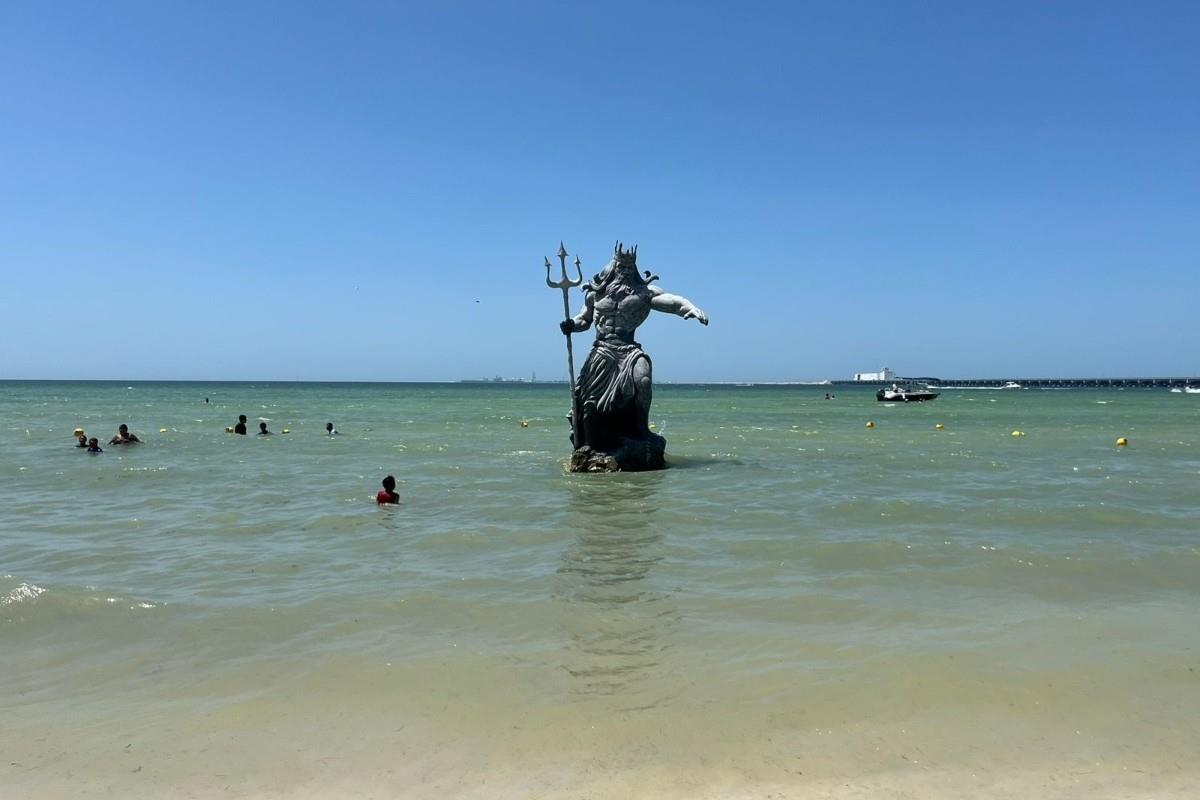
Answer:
1171 388 1183 393
955 382 1021 390
1186 386 1200 395
876 383 939 402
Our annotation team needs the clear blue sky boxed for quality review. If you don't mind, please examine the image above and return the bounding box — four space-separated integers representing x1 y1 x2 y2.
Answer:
1 1 1196 381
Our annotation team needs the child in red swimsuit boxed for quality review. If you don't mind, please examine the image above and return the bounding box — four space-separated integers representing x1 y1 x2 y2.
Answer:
376 475 400 504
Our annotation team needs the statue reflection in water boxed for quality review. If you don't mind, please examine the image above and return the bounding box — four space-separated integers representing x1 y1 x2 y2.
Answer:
554 473 683 708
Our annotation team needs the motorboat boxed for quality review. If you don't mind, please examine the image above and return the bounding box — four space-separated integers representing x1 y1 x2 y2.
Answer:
1001 381 1022 389
876 383 939 402
1186 386 1200 394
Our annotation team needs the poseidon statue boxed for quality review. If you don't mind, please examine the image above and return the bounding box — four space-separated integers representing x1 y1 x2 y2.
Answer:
559 242 708 472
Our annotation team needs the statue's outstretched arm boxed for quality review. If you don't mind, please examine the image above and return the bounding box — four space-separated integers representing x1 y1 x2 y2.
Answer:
650 288 709 326
560 291 595 334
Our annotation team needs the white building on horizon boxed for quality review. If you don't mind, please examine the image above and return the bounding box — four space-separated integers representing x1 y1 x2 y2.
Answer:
853 367 894 382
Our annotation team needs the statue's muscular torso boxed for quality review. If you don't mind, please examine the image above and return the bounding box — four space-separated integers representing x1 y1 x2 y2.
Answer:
566 261 707 341
590 278 655 343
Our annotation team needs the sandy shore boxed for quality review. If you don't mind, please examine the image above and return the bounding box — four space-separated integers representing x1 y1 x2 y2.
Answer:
6 704 1196 800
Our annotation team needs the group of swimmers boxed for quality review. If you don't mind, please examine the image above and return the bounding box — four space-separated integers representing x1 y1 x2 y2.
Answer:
226 416 394 503
75 423 141 453
227 415 338 437
72 417 398 503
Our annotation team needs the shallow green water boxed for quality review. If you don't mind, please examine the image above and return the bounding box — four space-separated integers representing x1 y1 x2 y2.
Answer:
2 381 1198 797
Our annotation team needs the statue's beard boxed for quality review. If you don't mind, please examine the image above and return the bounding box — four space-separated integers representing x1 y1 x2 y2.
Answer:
612 263 642 284
592 261 646 295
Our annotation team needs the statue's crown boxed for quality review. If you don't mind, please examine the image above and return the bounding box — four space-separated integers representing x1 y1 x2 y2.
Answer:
613 241 638 265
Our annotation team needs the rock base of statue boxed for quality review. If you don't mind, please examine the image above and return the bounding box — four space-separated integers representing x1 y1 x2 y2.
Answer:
568 433 666 473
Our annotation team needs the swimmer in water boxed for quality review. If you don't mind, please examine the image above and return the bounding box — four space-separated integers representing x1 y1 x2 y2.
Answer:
109 423 141 445
87 437 103 453
376 475 400 505
76 434 89 448
325 422 337 435
234 415 247 435
258 422 271 436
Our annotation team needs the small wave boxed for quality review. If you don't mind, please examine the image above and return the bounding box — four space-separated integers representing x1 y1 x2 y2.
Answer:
2 582 46 605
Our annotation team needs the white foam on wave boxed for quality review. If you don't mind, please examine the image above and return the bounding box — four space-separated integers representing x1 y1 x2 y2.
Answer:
103 596 157 610
2 582 46 605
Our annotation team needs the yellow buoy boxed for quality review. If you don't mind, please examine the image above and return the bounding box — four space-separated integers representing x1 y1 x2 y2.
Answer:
73 427 85 437
225 426 234 433
520 420 529 428
935 423 944 430
1116 437 1128 447
1011 430 1024 437
281 428 290 434
649 423 657 430
866 421 875 429
159 428 169 433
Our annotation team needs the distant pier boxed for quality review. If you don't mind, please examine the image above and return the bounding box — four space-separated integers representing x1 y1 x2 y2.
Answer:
831 377 1198 389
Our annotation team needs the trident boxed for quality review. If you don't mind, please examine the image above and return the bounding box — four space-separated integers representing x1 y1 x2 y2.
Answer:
546 242 584 446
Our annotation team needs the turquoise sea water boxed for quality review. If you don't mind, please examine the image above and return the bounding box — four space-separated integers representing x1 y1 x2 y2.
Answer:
3 381 1198 798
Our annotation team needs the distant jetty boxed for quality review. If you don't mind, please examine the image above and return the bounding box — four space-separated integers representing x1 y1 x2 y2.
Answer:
832 376 1199 389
